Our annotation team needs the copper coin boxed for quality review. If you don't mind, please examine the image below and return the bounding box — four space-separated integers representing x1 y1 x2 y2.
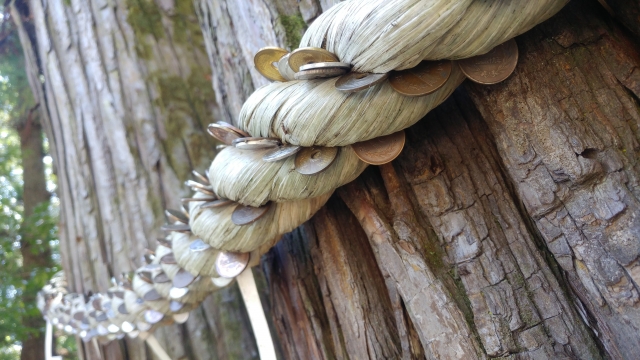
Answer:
289 47 339 72
352 131 406 165
207 123 243 145
169 287 189 299
458 39 519 85
137 271 153 284
173 269 197 288
294 146 339 175
192 170 210 185
262 145 301 162
173 313 190 324
277 53 296 81
201 199 233 209
335 72 388 93
92 298 102 311
294 67 347 80
185 180 212 191
160 253 177 265
153 272 170 283
254 47 289 82
118 303 129 315
389 60 452 97
165 209 188 224
143 289 162 301
232 137 281 150
299 62 351 72
191 186 216 197
216 252 250 278
161 224 190 233
144 309 164 324
169 300 185 312
189 239 212 252
182 197 216 203
157 237 172 248
231 203 271 226
218 121 250 137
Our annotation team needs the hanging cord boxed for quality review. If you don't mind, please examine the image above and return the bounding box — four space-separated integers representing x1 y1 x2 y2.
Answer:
237 269 277 360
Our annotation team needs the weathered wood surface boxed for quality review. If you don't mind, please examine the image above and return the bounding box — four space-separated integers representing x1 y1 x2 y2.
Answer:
23 0 259 358
200 0 640 359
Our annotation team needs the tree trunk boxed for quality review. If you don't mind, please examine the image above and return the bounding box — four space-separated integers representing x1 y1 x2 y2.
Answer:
18 0 640 359
199 0 640 359
17 0 259 358
16 107 51 360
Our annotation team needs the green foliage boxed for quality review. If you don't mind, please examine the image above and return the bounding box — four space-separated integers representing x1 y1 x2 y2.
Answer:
0 5 65 358
279 14 307 51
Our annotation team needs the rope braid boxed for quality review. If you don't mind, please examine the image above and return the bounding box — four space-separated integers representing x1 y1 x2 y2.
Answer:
39 0 569 342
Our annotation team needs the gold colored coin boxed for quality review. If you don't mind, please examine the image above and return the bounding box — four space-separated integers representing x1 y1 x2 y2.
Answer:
352 131 406 165
254 47 289 81
173 269 197 288
335 72 388 93
231 203 271 225
173 313 190 323
294 146 339 175
288 47 339 72
458 39 519 85
389 60 452 97
216 251 250 278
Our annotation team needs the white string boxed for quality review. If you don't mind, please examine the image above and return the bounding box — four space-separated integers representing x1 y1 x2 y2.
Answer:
237 269 277 360
145 334 172 360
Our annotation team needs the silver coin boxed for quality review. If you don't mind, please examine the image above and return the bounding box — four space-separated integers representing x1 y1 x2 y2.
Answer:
299 61 351 71
144 309 164 324
191 170 210 185
216 251 250 278
169 300 185 312
161 224 191 233
294 67 348 80
169 287 189 299
335 72 388 93
121 321 134 333
262 145 301 162
127 330 140 339
277 53 296 81
201 199 233 209
136 321 152 332
165 209 188 224
189 239 211 252
232 137 281 150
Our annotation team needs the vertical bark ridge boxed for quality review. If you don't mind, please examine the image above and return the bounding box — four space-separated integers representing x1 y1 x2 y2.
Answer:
467 2 640 357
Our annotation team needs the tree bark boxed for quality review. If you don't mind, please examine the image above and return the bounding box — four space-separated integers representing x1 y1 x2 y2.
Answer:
16 107 51 360
18 0 640 359
17 0 260 358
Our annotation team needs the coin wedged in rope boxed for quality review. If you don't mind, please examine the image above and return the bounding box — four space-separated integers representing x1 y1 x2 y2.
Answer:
458 39 519 85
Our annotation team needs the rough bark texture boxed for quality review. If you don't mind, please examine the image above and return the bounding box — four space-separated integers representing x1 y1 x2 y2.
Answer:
18 0 640 359
17 109 51 360
18 0 260 358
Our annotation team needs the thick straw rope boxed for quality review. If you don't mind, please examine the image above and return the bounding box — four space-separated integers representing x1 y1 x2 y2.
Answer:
39 0 569 345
